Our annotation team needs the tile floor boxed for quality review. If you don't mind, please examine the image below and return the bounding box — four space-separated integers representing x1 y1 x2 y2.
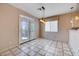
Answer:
0 38 73 56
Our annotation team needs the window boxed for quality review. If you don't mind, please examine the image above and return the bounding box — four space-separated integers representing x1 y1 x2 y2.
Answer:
31 23 36 32
45 20 58 32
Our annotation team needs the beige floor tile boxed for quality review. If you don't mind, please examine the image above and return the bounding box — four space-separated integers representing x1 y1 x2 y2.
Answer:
0 38 72 56
11 48 22 55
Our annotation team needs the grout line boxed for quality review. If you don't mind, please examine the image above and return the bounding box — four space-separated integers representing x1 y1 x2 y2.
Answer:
68 45 74 56
54 40 58 56
18 47 29 56
62 42 64 56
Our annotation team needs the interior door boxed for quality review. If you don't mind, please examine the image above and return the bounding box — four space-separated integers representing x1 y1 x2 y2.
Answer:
19 15 30 44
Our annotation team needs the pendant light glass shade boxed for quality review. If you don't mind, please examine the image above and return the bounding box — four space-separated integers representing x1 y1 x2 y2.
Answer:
40 18 47 24
40 19 46 24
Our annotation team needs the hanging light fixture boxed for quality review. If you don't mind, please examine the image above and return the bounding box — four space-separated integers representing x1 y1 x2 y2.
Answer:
70 7 74 28
38 6 47 24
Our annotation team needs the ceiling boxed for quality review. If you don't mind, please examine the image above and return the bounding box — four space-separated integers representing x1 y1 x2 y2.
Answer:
9 3 78 18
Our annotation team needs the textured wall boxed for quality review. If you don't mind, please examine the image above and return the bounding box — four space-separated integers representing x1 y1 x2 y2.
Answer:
0 4 39 52
40 12 79 43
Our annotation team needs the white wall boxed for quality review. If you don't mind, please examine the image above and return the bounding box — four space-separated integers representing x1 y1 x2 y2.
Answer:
44 31 69 42
69 29 79 56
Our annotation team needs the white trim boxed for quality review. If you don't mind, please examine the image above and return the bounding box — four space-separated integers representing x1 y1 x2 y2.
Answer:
19 15 33 21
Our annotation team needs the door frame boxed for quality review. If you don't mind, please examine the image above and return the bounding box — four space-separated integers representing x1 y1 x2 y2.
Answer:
19 15 32 44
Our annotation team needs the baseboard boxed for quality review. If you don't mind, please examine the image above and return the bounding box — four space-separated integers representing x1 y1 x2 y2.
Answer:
0 44 19 54
0 38 38 54
20 38 36 45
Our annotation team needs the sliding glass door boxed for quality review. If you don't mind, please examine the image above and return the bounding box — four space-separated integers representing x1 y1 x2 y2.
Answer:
19 15 30 44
